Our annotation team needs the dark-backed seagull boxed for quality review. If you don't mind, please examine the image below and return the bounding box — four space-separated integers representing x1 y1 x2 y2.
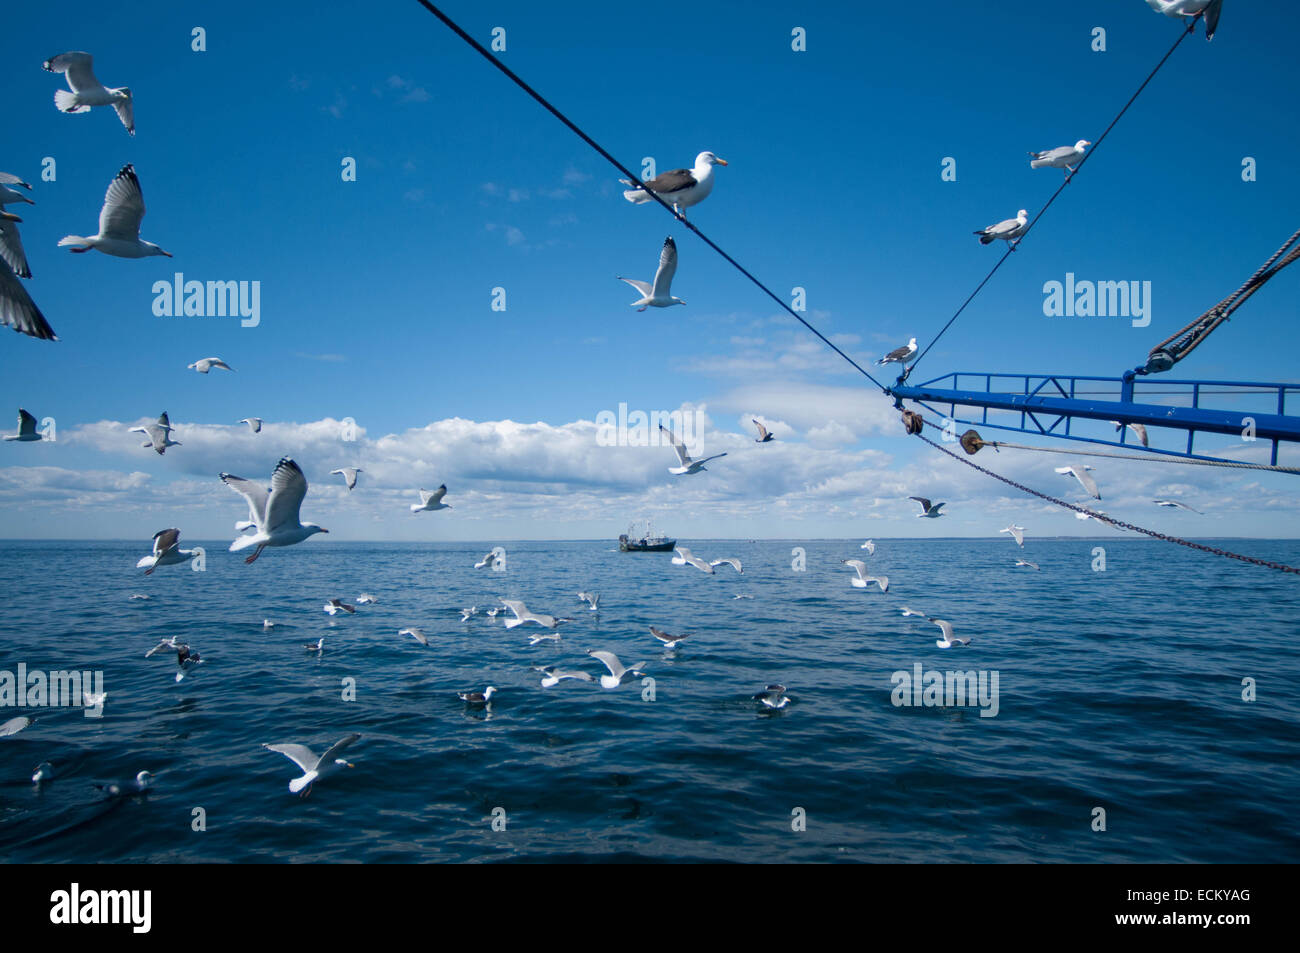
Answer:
659 424 726 475
975 209 1028 246
621 151 727 218
588 650 645 689
221 457 328 563
4 408 44 442
1029 140 1090 176
174 645 202 681
410 484 450 513
876 338 917 368
32 762 53 784
910 496 945 518
649 626 689 648
324 598 356 616
131 411 180 454
753 684 790 709
458 686 496 706
60 164 171 258
303 637 324 655
618 236 684 310
263 733 359 796
136 528 195 574
1055 465 1101 500
753 419 774 442
43 51 134 134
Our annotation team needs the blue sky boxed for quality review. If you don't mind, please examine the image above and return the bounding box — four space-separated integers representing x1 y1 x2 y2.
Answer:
2 0 1298 541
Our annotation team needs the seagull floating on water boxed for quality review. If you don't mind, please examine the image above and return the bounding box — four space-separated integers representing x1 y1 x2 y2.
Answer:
876 338 917 368
752 419 774 443
842 559 888 591
136 528 195 574
303 637 324 655
239 417 263 433
999 524 1025 547
263 734 359 796
910 496 946 518
410 484 451 513
1146 0 1222 40
588 650 646 689
975 209 1028 246
331 467 362 491
458 686 496 707
1029 140 1090 176
32 762 53 784
188 357 233 374
1055 465 1101 500
324 598 356 616
753 684 790 709
131 411 180 455
649 625 689 649
535 666 594 688
618 236 685 310
931 618 970 648
97 771 153 797
659 424 726 475
621 151 727 219
4 408 44 442
222 457 328 563
43 52 134 134
0 212 55 340
60 164 171 258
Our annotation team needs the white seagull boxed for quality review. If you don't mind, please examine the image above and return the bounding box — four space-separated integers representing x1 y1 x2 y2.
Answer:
931 618 970 648
910 496 946 518
710 557 743 574
399 627 429 646
1154 499 1202 514
42 51 134 135
577 591 600 611
239 417 263 433
1112 421 1150 447
145 636 187 657
1055 465 1101 500
502 599 568 630
173 645 203 682
974 209 1028 246
1014 559 1041 571
356 593 378 605
588 650 646 689
876 338 917 368
1 212 56 340
0 172 34 207
672 546 716 574
474 549 498 569
999 524 1025 547
621 151 727 218
221 457 328 563
188 357 233 374
649 625 690 649
131 411 181 455
900 607 926 618
331 467 362 491
263 733 360 796
97 771 154 797
535 666 594 688
60 164 171 258
1146 0 1222 40
860 539 876 554
410 484 451 513
4 408 44 442
32 762 53 784
1 715 32 737
618 236 685 310
1029 140 1090 176
753 684 790 710
842 559 888 591
135 528 195 574
659 424 726 475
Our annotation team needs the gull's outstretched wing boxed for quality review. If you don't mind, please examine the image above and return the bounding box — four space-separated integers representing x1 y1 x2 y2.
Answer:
263 743 319 773
650 237 677 298
319 733 361 765
618 276 652 296
43 52 100 90
221 472 270 529
659 425 690 466
264 458 308 531
98 165 146 241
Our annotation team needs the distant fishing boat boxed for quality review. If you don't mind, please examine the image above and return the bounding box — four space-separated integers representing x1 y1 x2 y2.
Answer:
619 520 675 552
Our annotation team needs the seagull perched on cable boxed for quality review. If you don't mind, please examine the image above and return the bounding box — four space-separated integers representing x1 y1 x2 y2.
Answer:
577 591 600 612
910 496 946 518
136 528 196 574
1029 140 1090 176
410 484 451 513
60 164 171 258
649 625 690 649
187 357 233 374
42 51 134 134
1154 498 1202 513
659 424 726 475
588 650 646 690
930 618 970 648
752 419 774 442
331 467 362 491
1 212 56 340
1055 465 1101 500
842 559 888 591
4 408 44 442
876 338 917 368
221 457 328 563
621 151 727 219
618 236 685 310
753 684 791 710
1000 524 1025 547
1111 421 1149 447
502 599 568 630
131 411 180 454
535 666 594 688
323 598 356 616
239 417 263 433
1145 0 1222 40
974 209 1028 246
263 734 359 796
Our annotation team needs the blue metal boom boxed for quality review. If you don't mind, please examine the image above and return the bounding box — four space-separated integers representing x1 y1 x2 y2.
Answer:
889 370 1300 466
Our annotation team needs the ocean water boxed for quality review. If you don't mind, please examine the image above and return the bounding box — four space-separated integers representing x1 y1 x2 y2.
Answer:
1 537 1298 863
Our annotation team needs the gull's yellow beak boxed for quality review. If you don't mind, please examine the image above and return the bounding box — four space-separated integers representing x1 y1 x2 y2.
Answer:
714 157 728 166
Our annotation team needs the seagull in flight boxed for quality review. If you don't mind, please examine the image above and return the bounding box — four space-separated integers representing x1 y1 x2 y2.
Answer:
136 528 196 574
621 151 727 219
323 598 356 616
60 164 172 258
4 408 44 442
930 618 970 648
618 236 685 310
860 539 876 554
474 549 498 569
239 417 263 433
399 627 429 646
145 636 187 658
752 419 774 443
131 411 181 455
1055 465 1101 500
1029 140 1090 176
410 484 451 513
842 559 888 591
974 209 1028 246
649 626 690 649
659 424 726 475
221 457 328 563
588 650 646 689
331 467 362 491
42 51 134 134
173 645 203 682
1 715 32 737
263 733 360 796
999 524 1025 547
1146 0 1222 40
502 600 569 630
535 666 594 688
577 591 600 611
1013 559 1041 571
1154 499 1202 514
910 496 946 518
753 684 790 710
710 557 743 574
188 357 233 374
1111 421 1149 447
1 212 56 340
672 546 716 574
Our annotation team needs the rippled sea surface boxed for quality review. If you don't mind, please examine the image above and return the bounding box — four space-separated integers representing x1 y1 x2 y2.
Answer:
1 538 1298 863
